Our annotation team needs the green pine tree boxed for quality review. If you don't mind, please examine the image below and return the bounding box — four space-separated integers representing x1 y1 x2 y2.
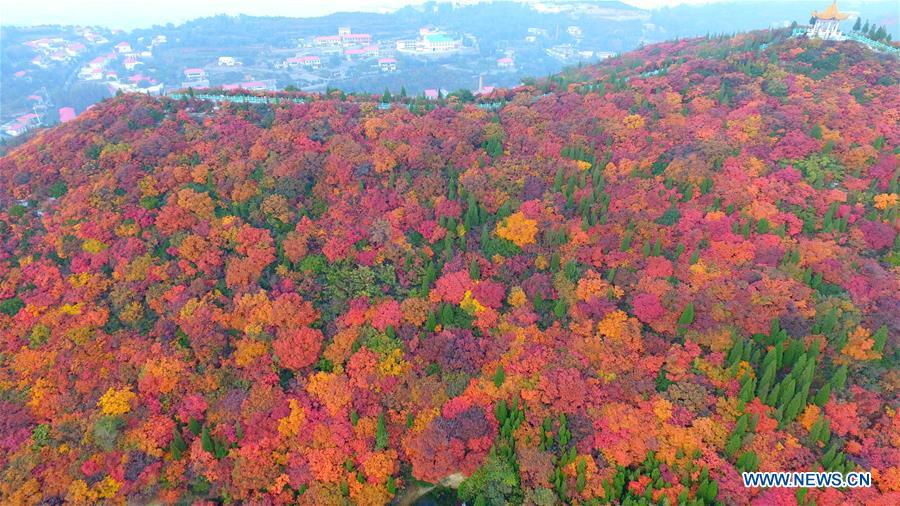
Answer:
678 303 695 326
375 412 389 450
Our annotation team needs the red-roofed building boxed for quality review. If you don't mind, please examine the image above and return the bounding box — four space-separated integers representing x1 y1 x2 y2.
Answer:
4 122 28 137
14 70 27 78
58 107 76 123
497 57 514 68
26 38 52 49
88 56 107 69
128 74 156 84
27 95 42 102
314 35 342 48
66 42 86 56
240 81 272 91
315 28 373 48
287 55 321 69
344 45 378 60
183 68 206 81
124 56 141 71
342 33 372 45
17 114 39 125
115 41 132 53
378 57 397 71
424 89 440 100
222 80 276 91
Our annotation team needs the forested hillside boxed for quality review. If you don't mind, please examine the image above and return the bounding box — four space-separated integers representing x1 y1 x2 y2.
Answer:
1 29 898 504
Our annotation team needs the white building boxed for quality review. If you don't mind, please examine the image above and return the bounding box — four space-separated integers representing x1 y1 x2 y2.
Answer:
396 29 463 54
286 55 321 69
183 68 206 81
218 56 238 66
124 56 141 71
420 32 462 52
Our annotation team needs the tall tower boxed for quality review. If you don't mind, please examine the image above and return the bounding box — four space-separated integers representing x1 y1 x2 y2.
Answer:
808 1 849 41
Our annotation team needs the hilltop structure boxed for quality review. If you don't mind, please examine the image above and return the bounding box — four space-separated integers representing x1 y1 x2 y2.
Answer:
807 1 849 41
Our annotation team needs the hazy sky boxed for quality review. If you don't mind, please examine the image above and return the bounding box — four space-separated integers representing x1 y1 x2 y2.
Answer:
0 0 847 30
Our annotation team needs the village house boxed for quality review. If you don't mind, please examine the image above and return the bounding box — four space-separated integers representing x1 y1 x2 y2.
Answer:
287 55 322 69
378 57 397 71
124 56 141 71
3 122 28 137
314 35 343 48
183 68 207 81
65 42 86 56
344 45 379 60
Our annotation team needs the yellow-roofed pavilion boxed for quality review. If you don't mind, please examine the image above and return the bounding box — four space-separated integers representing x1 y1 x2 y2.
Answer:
808 1 850 40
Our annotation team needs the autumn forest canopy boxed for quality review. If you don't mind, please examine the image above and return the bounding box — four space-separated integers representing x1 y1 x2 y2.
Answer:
0 28 898 505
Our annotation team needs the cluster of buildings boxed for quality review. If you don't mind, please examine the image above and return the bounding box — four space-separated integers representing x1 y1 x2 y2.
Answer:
2 95 81 138
221 80 277 92
3 113 41 137
181 65 276 92
2 95 52 138
311 27 380 60
284 26 407 75
525 27 549 43
76 35 162 89
396 28 464 54
545 44 611 63
25 37 88 68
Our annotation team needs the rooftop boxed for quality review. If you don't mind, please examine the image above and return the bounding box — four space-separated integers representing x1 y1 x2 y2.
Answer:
425 33 456 43
812 1 849 21
59 107 76 123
